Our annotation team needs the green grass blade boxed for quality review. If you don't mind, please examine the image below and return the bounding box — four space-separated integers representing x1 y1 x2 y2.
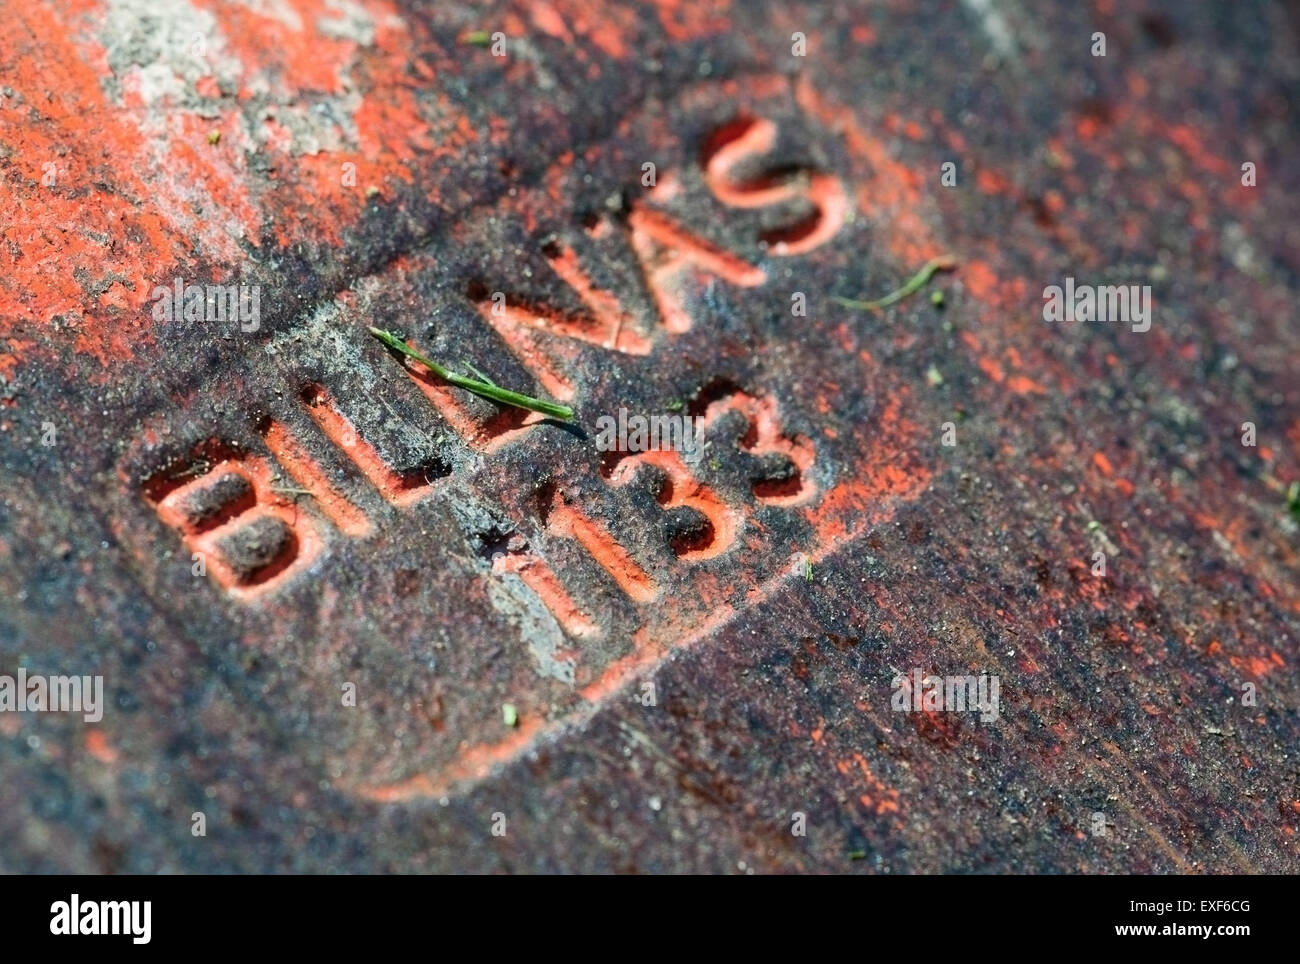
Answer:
367 327 574 420
834 255 957 311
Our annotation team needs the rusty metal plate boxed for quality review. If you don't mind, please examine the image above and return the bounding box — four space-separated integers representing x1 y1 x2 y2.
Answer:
1 0 1298 873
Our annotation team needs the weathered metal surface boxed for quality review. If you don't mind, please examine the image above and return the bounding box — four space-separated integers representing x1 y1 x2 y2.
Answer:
1 0 1297 872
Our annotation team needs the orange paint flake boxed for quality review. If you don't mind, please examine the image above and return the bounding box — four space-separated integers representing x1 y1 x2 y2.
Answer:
85 730 118 764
